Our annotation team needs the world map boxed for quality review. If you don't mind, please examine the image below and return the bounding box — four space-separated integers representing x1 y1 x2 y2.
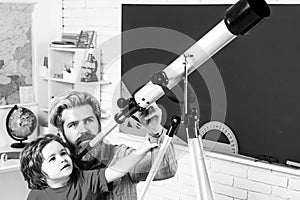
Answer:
0 3 34 105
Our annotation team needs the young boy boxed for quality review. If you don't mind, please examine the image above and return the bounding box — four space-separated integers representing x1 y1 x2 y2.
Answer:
20 134 158 200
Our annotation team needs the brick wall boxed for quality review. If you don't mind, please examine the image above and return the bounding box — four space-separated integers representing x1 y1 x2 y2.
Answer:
62 0 300 199
137 144 300 200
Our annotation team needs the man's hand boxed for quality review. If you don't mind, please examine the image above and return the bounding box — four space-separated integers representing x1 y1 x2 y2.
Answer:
135 138 159 155
137 102 163 134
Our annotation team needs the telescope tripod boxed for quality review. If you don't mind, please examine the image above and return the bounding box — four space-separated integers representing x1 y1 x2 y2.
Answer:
138 54 214 200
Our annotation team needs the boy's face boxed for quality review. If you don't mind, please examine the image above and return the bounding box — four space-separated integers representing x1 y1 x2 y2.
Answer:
61 104 100 151
41 141 73 184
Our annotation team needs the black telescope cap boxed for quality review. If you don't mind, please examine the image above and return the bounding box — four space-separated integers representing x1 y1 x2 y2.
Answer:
166 116 181 137
224 0 271 35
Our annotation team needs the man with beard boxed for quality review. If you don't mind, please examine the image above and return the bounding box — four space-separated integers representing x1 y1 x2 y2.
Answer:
49 91 178 200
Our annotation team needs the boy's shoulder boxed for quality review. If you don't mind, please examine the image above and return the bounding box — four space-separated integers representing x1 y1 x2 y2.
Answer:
28 188 60 200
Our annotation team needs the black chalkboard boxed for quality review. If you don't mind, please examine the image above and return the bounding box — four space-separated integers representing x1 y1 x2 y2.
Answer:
121 4 300 165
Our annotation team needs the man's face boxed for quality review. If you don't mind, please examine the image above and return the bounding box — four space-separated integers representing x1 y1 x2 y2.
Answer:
61 104 100 151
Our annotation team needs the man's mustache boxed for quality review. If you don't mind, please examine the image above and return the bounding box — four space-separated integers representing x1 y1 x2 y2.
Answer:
75 132 95 146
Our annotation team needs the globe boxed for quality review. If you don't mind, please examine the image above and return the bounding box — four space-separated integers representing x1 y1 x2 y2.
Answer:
6 105 37 148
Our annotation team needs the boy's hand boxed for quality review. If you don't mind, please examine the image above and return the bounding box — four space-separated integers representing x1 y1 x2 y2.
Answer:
137 102 163 134
135 138 159 155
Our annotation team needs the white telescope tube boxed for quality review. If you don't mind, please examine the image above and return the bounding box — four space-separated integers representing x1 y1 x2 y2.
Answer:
134 21 236 109
118 0 271 114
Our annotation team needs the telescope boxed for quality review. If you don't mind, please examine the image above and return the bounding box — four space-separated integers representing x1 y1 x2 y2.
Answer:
114 0 270 124
79 0 270 163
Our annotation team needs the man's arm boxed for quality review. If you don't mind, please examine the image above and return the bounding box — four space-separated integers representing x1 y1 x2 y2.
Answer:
129 103 178 182
104 130 177 183
104 139 158 183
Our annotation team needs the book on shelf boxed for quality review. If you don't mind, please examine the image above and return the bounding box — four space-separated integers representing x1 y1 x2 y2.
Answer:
50 41 76 48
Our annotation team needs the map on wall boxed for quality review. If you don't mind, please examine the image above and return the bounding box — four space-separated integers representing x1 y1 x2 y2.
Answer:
0 3 34 106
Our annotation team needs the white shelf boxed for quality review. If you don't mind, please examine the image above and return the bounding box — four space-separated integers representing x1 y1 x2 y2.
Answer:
49 77 76 84
49 46 94 52
76 80 111 85
48 78 111 85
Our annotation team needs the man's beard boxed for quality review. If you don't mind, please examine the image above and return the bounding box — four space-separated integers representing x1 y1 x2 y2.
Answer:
67 132 102 169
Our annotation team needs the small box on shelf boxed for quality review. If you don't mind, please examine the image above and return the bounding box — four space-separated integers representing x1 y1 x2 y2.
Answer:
39 65 49 78
63 67 80 83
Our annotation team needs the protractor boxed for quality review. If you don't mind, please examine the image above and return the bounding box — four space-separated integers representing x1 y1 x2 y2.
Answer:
199 121 239 154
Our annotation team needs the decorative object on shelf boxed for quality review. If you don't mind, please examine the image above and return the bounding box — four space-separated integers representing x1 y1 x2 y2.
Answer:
53 73 63 79
63 64 72 73
43 56 48 68
40 57 49 78
80 53 98 82
76 30 95 48
63 64 78 82
62 32 79 44
6 105 37 148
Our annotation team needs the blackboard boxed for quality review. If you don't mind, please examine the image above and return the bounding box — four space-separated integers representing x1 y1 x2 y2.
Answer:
121 4 300 165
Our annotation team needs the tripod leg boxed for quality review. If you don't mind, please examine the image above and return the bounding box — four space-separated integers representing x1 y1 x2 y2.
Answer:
185 108 214 200
188 137 214 200
138 116 181 200
138 135 173 200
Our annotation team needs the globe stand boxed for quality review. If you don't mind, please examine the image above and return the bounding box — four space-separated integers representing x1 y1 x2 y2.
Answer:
7 129 29 148
10 140 28 148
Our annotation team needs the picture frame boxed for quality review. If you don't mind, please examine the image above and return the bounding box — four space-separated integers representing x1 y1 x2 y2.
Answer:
76 30 95 48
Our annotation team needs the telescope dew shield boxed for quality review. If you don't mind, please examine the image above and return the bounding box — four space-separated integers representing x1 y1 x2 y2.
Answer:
225 0 271 35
